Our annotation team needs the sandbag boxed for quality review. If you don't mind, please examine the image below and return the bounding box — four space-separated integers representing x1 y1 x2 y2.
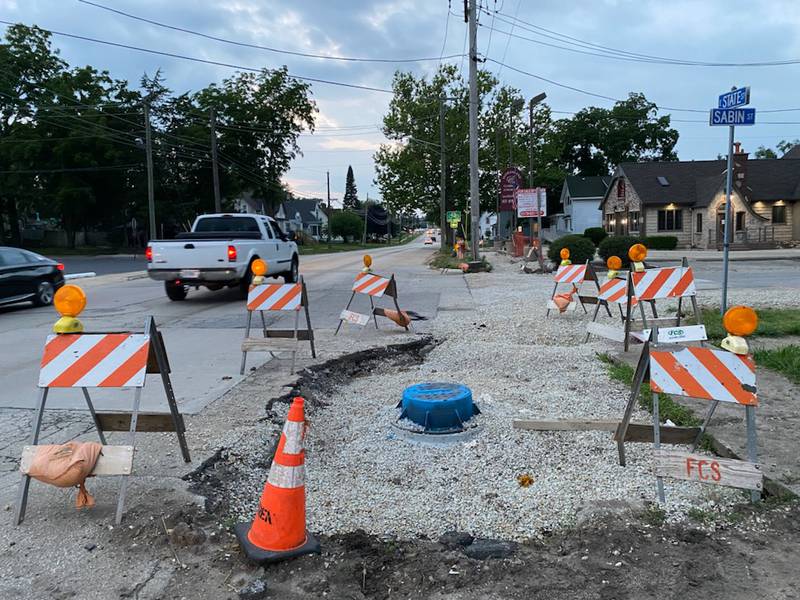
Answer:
553 292 574 313
27 442 103 508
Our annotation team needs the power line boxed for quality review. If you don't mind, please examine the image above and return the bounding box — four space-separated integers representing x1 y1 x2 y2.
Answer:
0 164 142 174
77 0 466 65
489 7 800 67
495 0 522 76
0 20 394 94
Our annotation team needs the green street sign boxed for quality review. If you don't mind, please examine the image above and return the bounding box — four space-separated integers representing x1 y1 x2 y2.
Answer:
446 211 461 223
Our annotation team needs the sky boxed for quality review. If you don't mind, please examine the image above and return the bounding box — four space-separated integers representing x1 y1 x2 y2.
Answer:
3 0 800 206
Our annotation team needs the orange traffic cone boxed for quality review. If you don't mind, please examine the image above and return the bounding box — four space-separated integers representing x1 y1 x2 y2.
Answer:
235 397 320 563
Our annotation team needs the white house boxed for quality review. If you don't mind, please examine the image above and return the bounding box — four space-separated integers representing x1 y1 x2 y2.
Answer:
552 175 611 236
275 199 329 239
479 211 497 239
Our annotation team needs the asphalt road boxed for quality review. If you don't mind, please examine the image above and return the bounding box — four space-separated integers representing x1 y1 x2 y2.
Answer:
649 258 800 290
49 254 148 276
0 239 444 414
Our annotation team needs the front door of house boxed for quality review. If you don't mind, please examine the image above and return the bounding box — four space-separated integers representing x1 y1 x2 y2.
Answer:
615 212 624 236
716 212 731 247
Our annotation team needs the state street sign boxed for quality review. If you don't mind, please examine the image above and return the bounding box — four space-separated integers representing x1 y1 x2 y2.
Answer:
516 188 547 218
718 87 750 109
709 108 756 126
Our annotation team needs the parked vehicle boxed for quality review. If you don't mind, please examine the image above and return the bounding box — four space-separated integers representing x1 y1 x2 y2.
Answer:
146 214 299 301
0 247 65 307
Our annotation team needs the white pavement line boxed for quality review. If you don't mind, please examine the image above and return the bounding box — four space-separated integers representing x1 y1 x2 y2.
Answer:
64 272 96 280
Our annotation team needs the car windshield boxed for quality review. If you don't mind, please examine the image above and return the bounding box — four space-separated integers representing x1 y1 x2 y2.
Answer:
194 216 260 233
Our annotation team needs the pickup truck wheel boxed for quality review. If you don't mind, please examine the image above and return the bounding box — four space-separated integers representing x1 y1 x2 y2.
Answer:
284 256 299 283
165 281 188 301
238 264 254 298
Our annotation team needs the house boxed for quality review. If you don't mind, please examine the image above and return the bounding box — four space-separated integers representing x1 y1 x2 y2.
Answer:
599 143 800 249
552 175 611 235
274 199 329 239
479 211 497 239
232 190 266 214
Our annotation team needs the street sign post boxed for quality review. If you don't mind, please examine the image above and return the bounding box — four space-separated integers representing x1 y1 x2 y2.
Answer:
710 86 756 314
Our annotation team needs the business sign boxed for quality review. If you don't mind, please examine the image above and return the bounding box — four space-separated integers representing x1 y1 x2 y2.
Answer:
718 87 750 109
709 108 756 126
499 167 523 211
516 188 547 218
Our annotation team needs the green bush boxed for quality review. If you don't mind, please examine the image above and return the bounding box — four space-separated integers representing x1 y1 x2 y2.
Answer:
329 211 363 243
642 235 678 250
547 235 596 266
583 227 608 246
598 235 642 267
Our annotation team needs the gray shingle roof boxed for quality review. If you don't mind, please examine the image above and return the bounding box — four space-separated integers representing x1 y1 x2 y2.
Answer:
565 175 612 198
614 158 800 208
281 199 323 224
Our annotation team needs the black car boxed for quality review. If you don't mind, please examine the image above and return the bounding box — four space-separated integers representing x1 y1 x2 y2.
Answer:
0 247 65 307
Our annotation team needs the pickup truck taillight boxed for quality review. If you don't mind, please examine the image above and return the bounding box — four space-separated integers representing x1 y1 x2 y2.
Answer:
227 245 237 262
145 246 153 262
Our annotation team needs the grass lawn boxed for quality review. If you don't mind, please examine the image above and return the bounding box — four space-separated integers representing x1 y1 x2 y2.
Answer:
702 307 800 343
297 234 419 256
754 345 800 385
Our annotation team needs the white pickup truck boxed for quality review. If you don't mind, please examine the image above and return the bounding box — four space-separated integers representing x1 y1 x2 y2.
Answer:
146 213 299 301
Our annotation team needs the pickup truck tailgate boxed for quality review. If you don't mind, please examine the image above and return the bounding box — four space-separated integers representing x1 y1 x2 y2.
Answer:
149 240 235 270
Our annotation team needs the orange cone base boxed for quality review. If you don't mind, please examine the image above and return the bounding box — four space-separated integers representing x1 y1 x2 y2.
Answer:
234 522 320 564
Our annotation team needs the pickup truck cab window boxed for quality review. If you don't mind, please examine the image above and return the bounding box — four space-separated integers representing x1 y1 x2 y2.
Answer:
194 216 260 233
261 219 274 239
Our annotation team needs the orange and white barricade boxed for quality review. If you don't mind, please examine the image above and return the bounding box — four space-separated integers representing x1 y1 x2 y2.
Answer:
240 276 315 375
14 316 190 526
615 312 761 504
587 258 701 351
335 271 409 334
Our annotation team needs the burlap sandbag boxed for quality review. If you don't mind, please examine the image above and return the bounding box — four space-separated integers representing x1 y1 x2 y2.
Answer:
553 292 574 312
27 442 103 508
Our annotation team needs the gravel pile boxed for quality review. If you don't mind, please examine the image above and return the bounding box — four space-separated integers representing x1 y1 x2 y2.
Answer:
225 255 789 541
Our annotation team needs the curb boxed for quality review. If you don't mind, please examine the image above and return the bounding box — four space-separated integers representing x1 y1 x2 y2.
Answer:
64 272 96 280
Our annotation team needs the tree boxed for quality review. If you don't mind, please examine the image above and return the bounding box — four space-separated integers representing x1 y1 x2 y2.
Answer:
754 139 800 159
329 210 362 243
343 165 360 209
754 146 778 159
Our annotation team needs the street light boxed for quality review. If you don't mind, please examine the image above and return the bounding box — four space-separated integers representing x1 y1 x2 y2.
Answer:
529 92 547 266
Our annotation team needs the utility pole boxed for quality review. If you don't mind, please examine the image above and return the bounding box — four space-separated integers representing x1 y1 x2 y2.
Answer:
210 107 222 213
528 93 547 255
439 95 447 251
326 170 331 244
143 99 156 241
467 0 480 260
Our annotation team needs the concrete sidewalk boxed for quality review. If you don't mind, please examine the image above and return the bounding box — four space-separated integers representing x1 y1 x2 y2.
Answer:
615 346 800 498
646 248 800 262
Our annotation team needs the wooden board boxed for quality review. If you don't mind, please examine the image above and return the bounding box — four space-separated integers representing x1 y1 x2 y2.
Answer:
21 445 134 476
96 412 183 433
261 329 313 341
654 449 762 491
577 295 600 305
241 337 300 352
614 424 701 444
513 418 619 431
340 309 370 326
586 321 626 343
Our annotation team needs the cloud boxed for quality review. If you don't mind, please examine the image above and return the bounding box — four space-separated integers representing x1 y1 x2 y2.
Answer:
317 137 382 151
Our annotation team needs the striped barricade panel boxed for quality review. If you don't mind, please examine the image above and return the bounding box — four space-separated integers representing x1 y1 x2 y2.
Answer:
632 267 696 301
247 283 302 312
39 333 151 388
597 278 638 306
352 273 390 297
649 347 757 406
553 264 587 284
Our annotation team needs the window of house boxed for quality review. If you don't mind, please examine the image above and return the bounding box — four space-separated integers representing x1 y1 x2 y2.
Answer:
657 209 683 231
735 211 745 231
696 212 703 234
772 204 787 224
617 180 625 199
604 213 613 233
628 211 640 232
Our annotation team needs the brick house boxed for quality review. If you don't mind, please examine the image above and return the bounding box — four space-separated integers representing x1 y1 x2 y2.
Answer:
599 143 800 248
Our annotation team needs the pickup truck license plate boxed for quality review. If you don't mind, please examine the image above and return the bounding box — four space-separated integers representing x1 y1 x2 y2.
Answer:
179 269 200 279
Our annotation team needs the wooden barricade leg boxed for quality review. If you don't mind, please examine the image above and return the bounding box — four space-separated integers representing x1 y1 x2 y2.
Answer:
115 387 142 524
369 296 378 329
676 296 684 326
623 273 634 352
650 301 659 319
240 311 254 375
585 301 602 343
14 388 48 525
147 320 191 463
82 388 107 445
545 282 559 318
335 292 356 335
652 382 666 504
745 406 760 502
615 342 650 466
259 311 268 337
301 279 316 358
